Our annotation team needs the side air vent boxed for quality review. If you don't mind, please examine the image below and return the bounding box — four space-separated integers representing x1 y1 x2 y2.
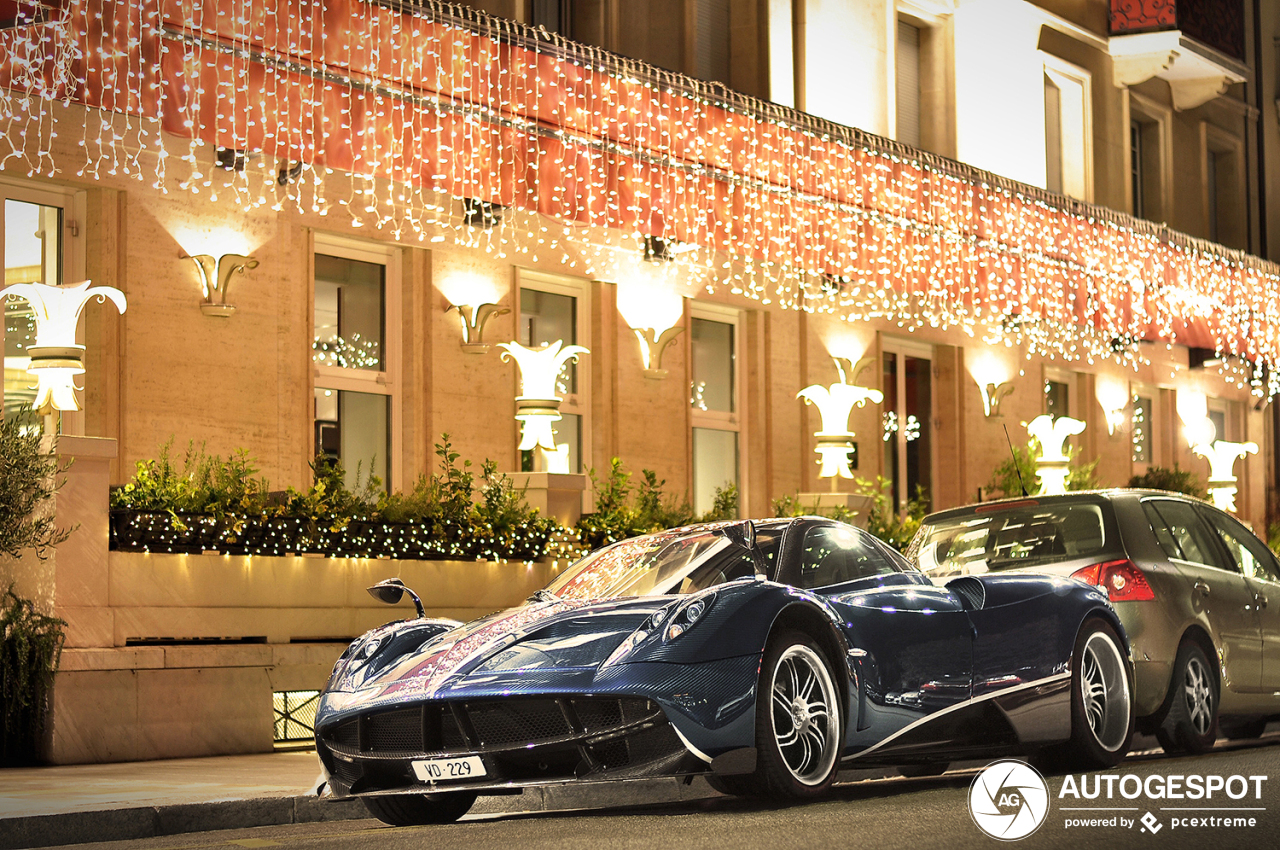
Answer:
948 577 986 611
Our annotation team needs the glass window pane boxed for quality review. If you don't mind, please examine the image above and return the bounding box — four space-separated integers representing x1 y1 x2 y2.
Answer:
1131 395 1151 463
520 288 577 395
693 427 737 516
797 524 898 589
1209 409 1227 443
905 355 931 510
691 318 734 413
314 388 388 491
1045 380 1069 418
4 200 61 418
313 254 385 372
1146 500 1225 571
521 412 581 474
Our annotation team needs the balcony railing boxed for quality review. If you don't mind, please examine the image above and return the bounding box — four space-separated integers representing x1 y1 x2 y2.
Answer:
1110 0 1244 60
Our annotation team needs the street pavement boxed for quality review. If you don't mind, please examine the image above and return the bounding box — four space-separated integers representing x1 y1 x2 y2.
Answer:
4 735 1280 850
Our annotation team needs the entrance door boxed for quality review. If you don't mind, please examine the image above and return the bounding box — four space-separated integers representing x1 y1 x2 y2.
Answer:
881 341 933 513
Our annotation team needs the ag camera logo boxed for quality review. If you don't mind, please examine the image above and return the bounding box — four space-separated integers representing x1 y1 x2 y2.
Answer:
969 760 1050 841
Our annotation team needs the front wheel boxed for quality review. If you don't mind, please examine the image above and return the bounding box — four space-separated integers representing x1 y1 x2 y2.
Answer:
362 791 477 826
748 630 844 799
1156 642 1218 755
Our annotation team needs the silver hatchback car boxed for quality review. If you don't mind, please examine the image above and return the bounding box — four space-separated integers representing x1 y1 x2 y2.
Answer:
907 490 1280 754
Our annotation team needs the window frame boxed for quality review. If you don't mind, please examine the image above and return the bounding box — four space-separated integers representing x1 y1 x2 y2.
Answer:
1126 90 1172 224
1041 53 1094 202
0 177 86 431
689 300 743 516
1200 122 1247 248
311 233 402 490
517 268 592 474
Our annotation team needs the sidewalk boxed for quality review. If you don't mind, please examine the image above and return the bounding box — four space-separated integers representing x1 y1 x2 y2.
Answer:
0 748 721 850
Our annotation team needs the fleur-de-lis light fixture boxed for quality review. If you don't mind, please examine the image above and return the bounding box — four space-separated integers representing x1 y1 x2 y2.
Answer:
797 358 884 480
0 280 127 412
185 253 259 317
1026 414 1086 496
1193 440 1257 513
498 340 589 451
981 381 1015 417
633 326 684 378
448 302 510 353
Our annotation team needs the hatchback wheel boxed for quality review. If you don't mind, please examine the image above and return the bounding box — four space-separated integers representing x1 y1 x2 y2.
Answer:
1156 642 1218 754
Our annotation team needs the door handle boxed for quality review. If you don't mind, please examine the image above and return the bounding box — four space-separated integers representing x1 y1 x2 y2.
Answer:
1194 580 1211 597
1256 593 1268 609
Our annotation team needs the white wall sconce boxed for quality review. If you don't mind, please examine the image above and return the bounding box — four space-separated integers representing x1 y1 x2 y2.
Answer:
633 326 684 379
1026 414 1085 496
832 356 876 387
1194 440 1257 513
498 340 589 451
448 303 510 353
185 253 258 317
1096 378 1129 437
0 280 127 413
980 381 1015 418
797 363 883 481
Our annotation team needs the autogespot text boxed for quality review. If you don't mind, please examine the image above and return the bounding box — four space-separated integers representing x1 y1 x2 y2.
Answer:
1057 773 1268 835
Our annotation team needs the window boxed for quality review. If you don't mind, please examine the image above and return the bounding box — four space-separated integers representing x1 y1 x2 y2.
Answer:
1201 123 1246 248
519 272 589 474
1 181 83 428
1131 394 1152 464
1208 399 1228 444
882 338 932 514
1143 500 1223 570
690 305 739 517
530 0 572 37
1127 92 1171 224
312 238 399 491
796 524 898 589
1045 379 1068 418
1203 510 1280 583
1042 56 1092 201
1130 121 1144 219
896 18 921 148
694 0 730 84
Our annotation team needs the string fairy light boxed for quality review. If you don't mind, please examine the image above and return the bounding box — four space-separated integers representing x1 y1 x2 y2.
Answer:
0 0 1276 397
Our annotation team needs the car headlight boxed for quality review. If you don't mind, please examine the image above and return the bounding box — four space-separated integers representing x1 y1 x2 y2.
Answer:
601 610 669 668
664 593 715 641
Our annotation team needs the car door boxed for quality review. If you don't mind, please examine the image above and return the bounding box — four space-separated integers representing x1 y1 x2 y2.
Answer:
1143 498 1262 692
781 522 973 748
1199 508 1280 692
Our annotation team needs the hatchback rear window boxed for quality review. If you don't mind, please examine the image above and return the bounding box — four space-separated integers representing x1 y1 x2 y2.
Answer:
910 502 1112 577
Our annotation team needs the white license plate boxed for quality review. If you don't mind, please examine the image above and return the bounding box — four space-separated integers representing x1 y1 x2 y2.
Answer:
412 756 486 783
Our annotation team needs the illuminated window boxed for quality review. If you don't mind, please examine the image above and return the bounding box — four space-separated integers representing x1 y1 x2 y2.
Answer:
313 237 399 490
519 272 590 474
690 306 739 516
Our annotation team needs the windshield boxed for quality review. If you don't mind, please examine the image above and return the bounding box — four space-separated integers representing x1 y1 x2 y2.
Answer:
910 502 1113 577
544 531 737 600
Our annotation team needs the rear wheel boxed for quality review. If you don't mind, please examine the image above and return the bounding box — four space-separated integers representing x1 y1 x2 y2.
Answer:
1155 642 1218 755
1042 619 1133 772
745 630 843 799
362 791 477 826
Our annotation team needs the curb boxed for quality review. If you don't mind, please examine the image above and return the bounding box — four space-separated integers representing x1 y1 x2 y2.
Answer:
0 796 368 850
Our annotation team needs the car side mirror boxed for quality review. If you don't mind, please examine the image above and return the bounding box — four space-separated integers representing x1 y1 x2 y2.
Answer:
367 578 426 618
720 520 766 577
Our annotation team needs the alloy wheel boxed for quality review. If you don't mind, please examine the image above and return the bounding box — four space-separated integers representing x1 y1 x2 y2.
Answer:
1080 631 1131 752
770 644 839 785
1184 655 1214 736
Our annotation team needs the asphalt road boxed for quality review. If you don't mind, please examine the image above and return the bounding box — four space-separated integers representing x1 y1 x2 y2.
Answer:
41 738 1280 850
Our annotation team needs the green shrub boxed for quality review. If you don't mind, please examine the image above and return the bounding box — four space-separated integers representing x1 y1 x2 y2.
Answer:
0 416 70 560
1 585 65 765
576 459 695 550
772 476 926 553
1127 466 1206 499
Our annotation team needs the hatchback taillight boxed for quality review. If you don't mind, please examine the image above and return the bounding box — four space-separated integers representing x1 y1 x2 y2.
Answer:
1071 559 1155 602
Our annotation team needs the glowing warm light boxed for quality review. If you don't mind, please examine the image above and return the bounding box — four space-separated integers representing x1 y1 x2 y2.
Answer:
542 444 571 474
2 0 1278 399
979 382 1014 417
0 280 127 412
1193 440 1258 513
1096 378 1129 436
185 253 259 317
498 340 589 451
448 303 510 353
797 368 883 480
436 272 507 310
165 222 260 259
1026 414 1085 496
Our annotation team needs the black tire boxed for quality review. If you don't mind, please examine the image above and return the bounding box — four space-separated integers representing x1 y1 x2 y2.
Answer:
362 791 477 826
898 762 949 778
745 630 844 799
1218 716 1267 740
1043 618 1134 772
1155 642 1218 755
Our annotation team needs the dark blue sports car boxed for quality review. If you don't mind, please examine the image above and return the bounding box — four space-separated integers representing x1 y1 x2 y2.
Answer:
314 518 1134 825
